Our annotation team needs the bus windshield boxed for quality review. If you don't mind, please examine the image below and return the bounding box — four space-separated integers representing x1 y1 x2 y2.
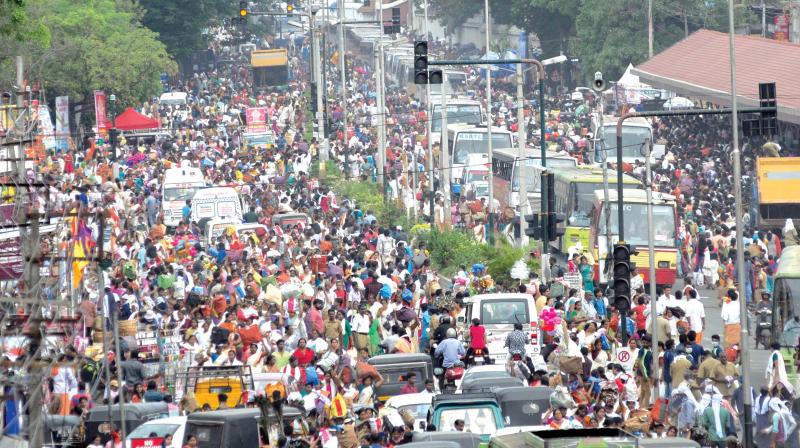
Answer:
512 158 577 192
600 124 653 160
433 104 482 132
775 278 800 346
599 203 677 247
453 132 512 164
164 186 202 202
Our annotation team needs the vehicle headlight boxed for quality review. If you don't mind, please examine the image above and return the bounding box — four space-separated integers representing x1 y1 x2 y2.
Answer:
658 261 670 268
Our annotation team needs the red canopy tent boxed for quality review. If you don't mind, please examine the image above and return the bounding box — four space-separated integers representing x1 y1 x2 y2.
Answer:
114 108 160 131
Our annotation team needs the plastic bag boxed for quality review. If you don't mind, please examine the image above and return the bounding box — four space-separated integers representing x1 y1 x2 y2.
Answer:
265 284 282 306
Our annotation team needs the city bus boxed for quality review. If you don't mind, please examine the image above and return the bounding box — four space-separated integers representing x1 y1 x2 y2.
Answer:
432 98 485 153
771 245 800 385
589 189 678 286
447 125 514 185
591 114 664 166
549 166 643 253
491 148 577 213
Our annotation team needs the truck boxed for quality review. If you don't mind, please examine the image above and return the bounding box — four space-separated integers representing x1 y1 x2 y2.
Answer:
754 156 800 228
251 49 289 88
162 165 206 227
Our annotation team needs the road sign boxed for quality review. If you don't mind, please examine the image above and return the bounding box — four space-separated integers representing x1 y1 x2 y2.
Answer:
617 350 630 363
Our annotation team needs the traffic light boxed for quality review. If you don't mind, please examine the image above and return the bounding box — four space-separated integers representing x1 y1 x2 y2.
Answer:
524 214 542 240
759 82 777 135
384 7 401 34
239 1 248 17
414 41 429 85
310 83 318 114
547 212 565 241
286 1 294 13
108 128 119 147
612 243 633 311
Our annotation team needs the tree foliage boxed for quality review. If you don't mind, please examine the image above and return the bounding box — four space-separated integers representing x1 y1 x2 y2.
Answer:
427 0 760 81
0 0 49 46
0 0 176 108
139 0 233 58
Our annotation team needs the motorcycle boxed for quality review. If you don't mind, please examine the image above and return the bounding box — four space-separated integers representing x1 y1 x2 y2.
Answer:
755 308 772 349
432 343 465 393
506 353 531 382
465 347 492 366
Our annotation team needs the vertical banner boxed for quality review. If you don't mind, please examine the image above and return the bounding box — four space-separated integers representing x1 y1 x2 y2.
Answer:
55 96 69 152
775 15 790 41
38 105 56 151
94 90 108 139
245 107 267 133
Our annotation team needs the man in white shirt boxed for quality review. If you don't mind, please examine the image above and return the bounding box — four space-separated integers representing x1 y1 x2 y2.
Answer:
351 304 372 353
660 285 683 312
684 289 706 343
720 289 741 349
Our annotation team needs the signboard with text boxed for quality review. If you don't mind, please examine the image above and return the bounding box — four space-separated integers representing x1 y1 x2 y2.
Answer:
94 90 108 138
245 107 267 133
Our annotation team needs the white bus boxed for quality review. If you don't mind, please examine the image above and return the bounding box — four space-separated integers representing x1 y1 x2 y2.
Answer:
431 98 484 151
591 114 665 166
491 148 578 212
447 125 514 183
162 166 206 227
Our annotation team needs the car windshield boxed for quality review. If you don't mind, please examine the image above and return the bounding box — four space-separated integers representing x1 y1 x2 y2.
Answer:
127 423 180 439
600 124 653 160
397 404 431 421
164 187 201 202
438 407 498 434
480 299 529 325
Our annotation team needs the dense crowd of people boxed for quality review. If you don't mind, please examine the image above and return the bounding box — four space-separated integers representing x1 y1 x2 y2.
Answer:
2 17 800 448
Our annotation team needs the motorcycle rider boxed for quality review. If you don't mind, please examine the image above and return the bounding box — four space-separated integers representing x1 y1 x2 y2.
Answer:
505 322 535 377
434 328 465 389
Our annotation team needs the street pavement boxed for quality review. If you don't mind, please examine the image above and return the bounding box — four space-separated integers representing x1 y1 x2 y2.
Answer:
691 284 770 390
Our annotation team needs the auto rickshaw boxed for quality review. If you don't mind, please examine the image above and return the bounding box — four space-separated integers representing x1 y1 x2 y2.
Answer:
410 431 483 448
83 403 168 447
458 376 523 394
174 365 254 410
183 405 304 448
494 386 549 427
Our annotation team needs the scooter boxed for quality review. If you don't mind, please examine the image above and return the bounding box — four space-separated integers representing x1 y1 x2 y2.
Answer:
507 352 531 382
432 344 465 393
755 308 772 349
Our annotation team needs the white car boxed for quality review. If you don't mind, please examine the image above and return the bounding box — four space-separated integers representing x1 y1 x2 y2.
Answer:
125 416 186 448
383 392 433 431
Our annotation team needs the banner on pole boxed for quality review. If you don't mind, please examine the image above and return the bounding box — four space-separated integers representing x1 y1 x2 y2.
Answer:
245 107 267 133
94 90 108 138
55 96 69 152
38 105 56 151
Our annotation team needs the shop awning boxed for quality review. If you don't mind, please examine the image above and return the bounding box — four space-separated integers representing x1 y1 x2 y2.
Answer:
631 29 800 125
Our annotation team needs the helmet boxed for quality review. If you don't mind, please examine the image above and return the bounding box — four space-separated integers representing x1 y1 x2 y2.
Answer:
446 328 457 339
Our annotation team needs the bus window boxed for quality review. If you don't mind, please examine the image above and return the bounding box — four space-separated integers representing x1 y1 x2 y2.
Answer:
776 278 800 346
599 203 677 247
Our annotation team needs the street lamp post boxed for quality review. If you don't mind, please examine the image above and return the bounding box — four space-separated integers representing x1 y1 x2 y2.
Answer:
109 94 117 161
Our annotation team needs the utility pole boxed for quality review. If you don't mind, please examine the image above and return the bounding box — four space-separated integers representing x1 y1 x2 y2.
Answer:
648 0 654 58
485 0 495 243
440 73 451 227
645 139 658 401
14 55 44 448
516 63 527 246
424 0 434 224
375 0 386 194
338 0 347 150
728 0 753 445
310 2 328 169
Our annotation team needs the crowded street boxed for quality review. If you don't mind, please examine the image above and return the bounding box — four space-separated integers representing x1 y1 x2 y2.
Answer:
1 1 800 448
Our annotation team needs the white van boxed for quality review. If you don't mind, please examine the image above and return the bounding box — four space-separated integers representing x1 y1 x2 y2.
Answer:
162 166 206 227
159 92 188 106
459 293 542 363
190 187 244 224
125 416 187 448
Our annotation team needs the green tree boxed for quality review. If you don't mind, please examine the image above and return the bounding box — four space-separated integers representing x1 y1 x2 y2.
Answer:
0 0 176 108
0 0 49 45
139 0 233 58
